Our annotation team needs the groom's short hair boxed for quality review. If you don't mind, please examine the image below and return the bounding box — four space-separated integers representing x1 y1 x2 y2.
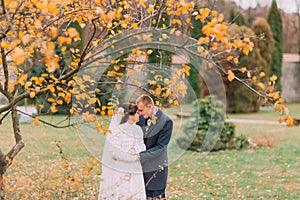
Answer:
136 94 154 106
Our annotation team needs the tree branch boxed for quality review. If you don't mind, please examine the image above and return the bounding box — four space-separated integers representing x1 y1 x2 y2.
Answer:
58 17 99 82
0 108 11 125
15 109 77 129
11 106 22 143
1 48 9 93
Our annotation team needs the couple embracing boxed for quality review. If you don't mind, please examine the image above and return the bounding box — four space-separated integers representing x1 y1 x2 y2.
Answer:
99 95 173 199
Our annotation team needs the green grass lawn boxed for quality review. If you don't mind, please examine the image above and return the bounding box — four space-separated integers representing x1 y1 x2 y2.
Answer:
1 104 300 199
227 103 300 121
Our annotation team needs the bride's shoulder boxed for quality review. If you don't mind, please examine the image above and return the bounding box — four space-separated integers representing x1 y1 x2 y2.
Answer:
133 124 143 132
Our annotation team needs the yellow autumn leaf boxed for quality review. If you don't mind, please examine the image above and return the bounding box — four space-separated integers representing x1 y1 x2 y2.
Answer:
278 117 284 124
233 57 239 64
57 100 63 105
65 93 71 104
10 47 26 65
8 85 14 93
259 72 266 77
147 50 153 55
270 75 277 82
25 82 32 91
277 98 284 103
14 69 19 75
227 56 233 61
198 37 207 44
34 19 43 29
151 115 157 124
5 156 12 165
107 109 114 116
18 74 28 85
29 92 35 98
1 40 10 49
132 23 139 29
48 98 55 102
274 103 283 112
212 42 218 50
257 83 265 90
211 10 218 16
173 99 179 105
50 106 58 113
47 42 56 50
116 84 121 90
243 38 250 43
227 70 235 82
48 27 58 39
34 117 39 126
241 67 247 73
47 85 55 93
175 31 181 36
218 13 224 22
67 27 79 38
286 115 294 127
22 34 31 46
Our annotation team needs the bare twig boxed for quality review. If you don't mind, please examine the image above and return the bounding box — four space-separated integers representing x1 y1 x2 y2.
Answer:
15 109 77 129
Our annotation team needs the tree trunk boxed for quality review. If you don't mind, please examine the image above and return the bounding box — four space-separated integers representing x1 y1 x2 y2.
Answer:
0 150 8 200
0 108 25 199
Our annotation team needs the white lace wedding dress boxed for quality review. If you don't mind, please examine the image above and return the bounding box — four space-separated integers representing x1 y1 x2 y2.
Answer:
99 119 146 200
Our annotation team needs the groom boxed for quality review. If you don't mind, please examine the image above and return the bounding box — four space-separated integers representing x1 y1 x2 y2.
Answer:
136 95 173 199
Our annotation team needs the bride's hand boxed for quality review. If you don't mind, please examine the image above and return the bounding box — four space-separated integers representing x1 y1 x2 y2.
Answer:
128 148 136 154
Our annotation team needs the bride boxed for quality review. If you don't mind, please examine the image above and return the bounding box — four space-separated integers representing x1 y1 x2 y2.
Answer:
98 103 146 200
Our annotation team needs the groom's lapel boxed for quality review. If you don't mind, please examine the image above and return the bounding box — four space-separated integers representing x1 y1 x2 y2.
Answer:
146 109 166 137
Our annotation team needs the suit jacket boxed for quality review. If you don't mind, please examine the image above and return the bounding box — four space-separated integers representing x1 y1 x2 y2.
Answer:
137 109 173 190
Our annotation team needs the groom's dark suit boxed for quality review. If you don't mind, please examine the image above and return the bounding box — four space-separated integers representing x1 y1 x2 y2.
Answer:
137 109 173 197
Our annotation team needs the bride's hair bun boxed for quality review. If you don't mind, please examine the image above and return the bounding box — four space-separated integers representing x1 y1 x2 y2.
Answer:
120 103 138 124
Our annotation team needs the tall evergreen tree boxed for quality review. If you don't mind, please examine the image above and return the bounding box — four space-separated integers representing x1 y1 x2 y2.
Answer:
267 0 283 91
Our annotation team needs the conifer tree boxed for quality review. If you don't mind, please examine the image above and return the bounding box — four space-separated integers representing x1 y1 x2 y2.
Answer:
267 0 283 91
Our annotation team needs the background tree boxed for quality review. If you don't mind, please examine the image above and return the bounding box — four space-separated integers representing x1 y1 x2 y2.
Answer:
0 0 292 197
267 0 284 91
251 17 275 80
187 3 205 98
225 25 266 113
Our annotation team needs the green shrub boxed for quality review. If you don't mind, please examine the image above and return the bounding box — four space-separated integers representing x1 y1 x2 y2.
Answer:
177 96 250 152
